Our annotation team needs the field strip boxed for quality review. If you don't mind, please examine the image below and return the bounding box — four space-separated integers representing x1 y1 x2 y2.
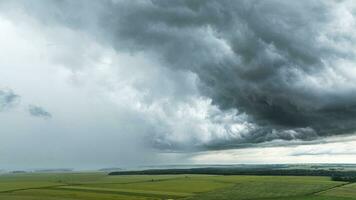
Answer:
52 185 193 198
0 184 68 194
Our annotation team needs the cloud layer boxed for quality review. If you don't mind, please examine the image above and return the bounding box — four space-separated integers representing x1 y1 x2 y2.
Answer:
1 0 356 154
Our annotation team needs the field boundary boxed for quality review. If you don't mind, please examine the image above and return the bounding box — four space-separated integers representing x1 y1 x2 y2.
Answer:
312 182 353 195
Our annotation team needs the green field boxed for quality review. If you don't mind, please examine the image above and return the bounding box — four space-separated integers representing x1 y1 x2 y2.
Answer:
0 172 355 200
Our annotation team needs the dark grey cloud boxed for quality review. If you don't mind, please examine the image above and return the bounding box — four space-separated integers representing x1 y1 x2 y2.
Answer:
0 89 20 111
4 0 356 150
28 105 52 119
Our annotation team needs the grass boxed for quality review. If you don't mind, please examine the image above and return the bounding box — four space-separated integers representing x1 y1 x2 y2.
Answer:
184 176 345 200
318 182 356 199
0 172 355 199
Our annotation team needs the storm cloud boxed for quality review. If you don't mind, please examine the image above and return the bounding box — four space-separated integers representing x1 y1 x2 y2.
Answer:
97 0 356 141
1 0 356 151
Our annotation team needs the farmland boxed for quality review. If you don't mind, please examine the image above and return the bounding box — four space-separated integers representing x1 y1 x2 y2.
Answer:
0 172 355 200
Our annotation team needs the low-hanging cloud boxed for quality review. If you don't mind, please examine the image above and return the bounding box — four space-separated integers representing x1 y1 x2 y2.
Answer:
0 89 20 111
28 105 52 119
3 0 356 151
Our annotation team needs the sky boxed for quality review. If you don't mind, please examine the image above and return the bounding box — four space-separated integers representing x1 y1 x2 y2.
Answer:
1 0 356 170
